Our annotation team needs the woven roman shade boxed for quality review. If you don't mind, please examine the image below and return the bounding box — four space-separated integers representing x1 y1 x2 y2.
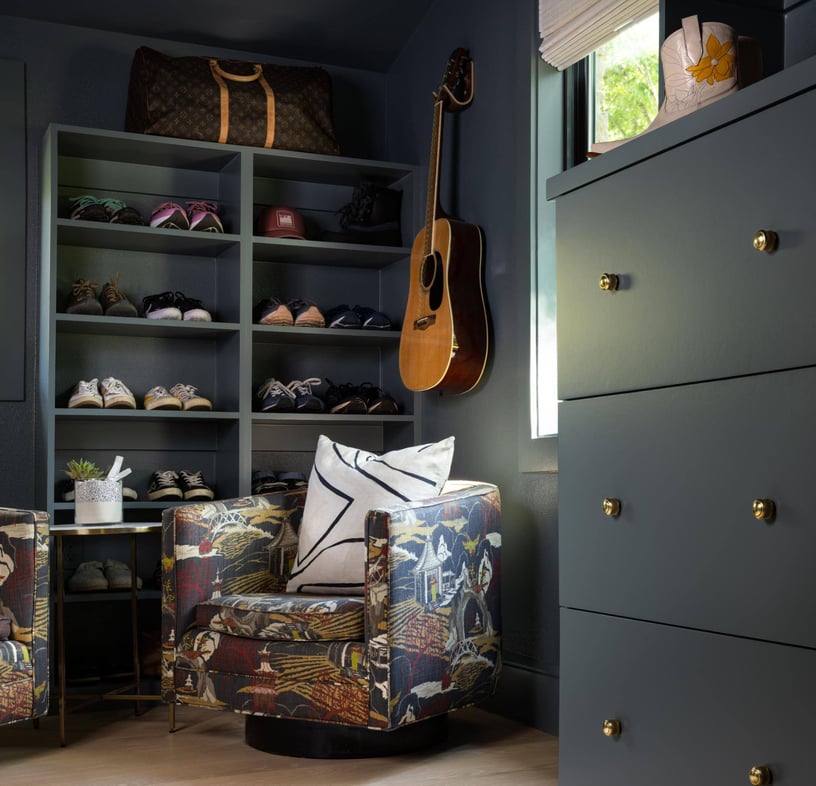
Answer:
539 0 658 71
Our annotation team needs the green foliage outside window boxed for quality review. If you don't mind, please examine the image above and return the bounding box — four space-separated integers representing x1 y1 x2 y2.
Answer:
600 52 659 139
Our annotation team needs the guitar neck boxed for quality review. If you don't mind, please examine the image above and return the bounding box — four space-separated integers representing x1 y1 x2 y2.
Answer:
422 98 445 258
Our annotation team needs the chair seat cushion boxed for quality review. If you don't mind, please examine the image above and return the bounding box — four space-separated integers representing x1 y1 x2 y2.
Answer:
196 593 365 641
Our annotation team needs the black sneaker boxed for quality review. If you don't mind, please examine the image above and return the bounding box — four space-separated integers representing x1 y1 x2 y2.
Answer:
101 198 145 225
352 305 392 330
358 382 400 414
277 471 308 489
100 273 138 317
143 291 182 320
324 380 367 414
69 195 109 222
251 470 287 495
147 471 183 501
174 292 212 322
65 279 103 316
323 304 361 329
178 470 215 501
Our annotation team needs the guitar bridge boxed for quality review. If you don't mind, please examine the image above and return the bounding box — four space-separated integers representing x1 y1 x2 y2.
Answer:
414 314 436 330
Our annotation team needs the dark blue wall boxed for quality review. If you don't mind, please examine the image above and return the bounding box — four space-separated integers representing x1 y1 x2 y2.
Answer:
0 1 560 732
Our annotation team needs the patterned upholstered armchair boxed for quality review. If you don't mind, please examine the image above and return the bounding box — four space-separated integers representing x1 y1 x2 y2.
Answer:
161 482 501 756
0 508 50 727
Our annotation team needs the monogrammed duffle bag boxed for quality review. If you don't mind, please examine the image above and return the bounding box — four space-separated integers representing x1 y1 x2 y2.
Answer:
125 47 341 155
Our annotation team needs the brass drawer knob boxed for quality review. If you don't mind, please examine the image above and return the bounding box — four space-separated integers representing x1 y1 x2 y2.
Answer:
749 765 772 785
752 498 775 522
602 498 622 517
599 273 619 291
753 230 778 253
602 719 621 737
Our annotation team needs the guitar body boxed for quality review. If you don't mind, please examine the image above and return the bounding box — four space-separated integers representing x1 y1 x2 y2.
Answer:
399 216 488 393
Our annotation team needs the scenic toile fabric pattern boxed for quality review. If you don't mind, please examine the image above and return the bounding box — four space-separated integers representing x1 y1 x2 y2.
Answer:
0 508 50 726
161 482 501 730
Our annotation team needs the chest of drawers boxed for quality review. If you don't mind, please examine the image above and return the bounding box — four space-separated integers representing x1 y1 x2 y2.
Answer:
550 53 816 786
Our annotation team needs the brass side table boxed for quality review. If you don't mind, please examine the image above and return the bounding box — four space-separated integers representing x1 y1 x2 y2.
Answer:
52 521 171 746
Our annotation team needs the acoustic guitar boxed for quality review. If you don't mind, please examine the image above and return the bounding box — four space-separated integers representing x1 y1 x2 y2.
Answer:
399 48 488 394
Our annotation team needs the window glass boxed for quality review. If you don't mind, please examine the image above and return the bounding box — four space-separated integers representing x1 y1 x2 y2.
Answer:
591 12 659 146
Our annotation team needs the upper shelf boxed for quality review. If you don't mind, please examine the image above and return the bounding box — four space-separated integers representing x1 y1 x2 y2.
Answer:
49 124 417 187
56 219 240 256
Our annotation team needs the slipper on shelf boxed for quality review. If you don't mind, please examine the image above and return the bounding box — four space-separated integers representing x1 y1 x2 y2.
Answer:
103 559 143 590
66 561 108 592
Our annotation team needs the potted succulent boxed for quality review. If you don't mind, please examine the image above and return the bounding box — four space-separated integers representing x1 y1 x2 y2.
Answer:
64 458 123 524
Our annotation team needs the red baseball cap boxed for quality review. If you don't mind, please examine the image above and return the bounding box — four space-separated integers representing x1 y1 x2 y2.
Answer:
256 206 306 239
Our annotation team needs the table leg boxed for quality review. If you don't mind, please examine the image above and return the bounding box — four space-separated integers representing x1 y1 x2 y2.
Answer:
130 533 141 716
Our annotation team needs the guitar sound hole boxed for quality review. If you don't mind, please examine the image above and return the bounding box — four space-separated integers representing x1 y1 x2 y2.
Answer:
421 252 445 311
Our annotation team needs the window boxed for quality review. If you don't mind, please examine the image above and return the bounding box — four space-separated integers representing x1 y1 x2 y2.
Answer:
591 12 659 147
530 8 660 449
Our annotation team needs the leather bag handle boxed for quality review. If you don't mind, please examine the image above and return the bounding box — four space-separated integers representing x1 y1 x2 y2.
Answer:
208 59 276 148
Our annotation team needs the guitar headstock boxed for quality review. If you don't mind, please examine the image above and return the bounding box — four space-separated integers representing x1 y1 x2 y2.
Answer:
434 48 475 112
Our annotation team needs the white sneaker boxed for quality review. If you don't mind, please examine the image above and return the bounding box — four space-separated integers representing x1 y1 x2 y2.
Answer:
100 377 137 409
169 383 213 411
68 378 102 408
143 385 182 410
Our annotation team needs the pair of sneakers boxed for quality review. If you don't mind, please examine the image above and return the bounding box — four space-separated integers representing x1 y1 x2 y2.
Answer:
251 470 308 494
150 201 223 233
147 470 214 501
253 297 324 328
142 291 212 321
324 304 392 330
324 380 400 415
69 195 145 225
256 378 324 413
68 377 136 409
143 384 212 411
65 274 139 318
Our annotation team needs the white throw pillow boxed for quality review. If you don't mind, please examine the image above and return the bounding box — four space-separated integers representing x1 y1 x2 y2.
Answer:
286 435 455 594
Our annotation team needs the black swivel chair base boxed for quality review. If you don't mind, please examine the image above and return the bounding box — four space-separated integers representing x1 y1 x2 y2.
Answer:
245 713 448 758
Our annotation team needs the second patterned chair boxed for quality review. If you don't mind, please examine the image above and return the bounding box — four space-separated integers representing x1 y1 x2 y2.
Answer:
0 507 50 727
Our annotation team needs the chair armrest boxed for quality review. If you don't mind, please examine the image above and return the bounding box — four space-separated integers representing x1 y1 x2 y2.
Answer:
364 482 502 729
0 507 50 719
161 490 305 653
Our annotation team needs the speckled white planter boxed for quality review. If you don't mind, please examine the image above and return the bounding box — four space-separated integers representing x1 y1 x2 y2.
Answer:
74 479 123 524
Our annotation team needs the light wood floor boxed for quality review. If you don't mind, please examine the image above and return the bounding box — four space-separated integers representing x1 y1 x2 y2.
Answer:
0 704 558 785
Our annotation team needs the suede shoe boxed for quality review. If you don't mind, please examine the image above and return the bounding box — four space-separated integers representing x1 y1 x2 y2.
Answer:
100 273 138 317
65 279 103 316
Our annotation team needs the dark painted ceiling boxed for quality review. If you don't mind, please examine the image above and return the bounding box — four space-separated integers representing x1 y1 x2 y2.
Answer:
0 0 435 72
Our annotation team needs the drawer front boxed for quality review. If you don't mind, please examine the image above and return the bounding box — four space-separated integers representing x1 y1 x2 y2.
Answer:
557 87 816 400
560 366 816 647
559 609 816 786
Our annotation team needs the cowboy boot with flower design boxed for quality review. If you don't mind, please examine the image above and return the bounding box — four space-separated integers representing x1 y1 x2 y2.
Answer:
590 15 760 155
